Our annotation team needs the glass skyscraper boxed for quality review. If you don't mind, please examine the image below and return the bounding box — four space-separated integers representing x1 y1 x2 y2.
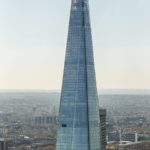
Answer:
56 0 102 149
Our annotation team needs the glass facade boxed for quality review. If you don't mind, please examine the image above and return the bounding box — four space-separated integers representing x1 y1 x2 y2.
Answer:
56 0 102 149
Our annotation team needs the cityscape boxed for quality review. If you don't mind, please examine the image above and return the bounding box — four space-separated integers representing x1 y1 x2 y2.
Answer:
0 91 150 149
0 0 150 150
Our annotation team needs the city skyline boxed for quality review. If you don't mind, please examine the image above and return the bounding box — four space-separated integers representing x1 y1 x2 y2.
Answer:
0 0 150 90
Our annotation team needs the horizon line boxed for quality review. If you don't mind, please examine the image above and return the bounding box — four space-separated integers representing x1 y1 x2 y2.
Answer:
0 89 150 95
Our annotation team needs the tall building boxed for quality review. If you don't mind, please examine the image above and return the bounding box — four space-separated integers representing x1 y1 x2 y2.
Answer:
100 109 107 150
56 0 102 149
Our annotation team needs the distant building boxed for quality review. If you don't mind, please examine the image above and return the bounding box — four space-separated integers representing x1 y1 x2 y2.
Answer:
0 138 8 150
125 116 146 126
35 115 57 125
108 131 138 143
108 131 120 142
0 139 4 150
0 128 7 136
100 109 107 150
122 132 138 142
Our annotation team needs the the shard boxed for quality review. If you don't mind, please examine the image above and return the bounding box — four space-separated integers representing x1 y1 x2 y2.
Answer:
56 0 102 149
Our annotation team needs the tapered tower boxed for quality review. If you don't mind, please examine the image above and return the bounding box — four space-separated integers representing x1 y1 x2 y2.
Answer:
56 0 102 149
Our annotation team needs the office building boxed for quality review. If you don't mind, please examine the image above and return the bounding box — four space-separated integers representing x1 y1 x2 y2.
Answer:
56 0 102 149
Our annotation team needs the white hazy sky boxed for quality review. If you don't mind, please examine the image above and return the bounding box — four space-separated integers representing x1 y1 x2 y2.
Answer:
0 0 150 90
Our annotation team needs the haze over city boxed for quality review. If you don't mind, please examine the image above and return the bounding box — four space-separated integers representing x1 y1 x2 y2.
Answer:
0 0 150 90
0 0 150 150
